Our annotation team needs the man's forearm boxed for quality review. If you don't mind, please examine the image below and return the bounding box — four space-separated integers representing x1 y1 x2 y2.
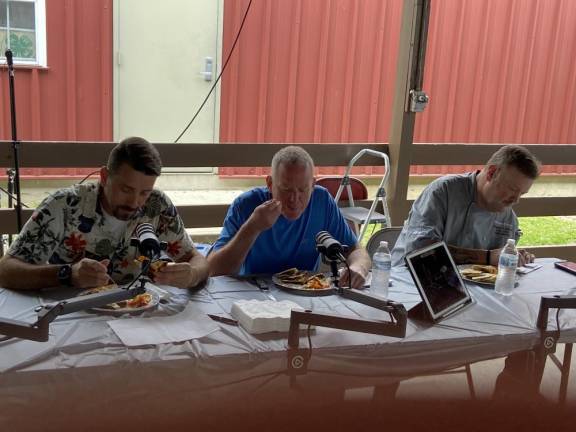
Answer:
448 245 498 266
0 256 60 290
208 222 262 276
187 250 209 287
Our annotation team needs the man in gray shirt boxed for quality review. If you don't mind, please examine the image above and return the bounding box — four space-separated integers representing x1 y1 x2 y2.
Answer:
392 145 541 267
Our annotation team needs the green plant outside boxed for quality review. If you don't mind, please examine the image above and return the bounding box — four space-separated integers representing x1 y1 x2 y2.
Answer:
518 217 576 247
0 30 35 59
360 216 576 248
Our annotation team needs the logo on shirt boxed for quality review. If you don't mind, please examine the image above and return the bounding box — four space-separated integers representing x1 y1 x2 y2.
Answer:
494 221 514 238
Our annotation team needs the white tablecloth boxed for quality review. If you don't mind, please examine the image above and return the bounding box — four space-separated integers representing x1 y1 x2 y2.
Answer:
1 258 575 375
1 258 576 429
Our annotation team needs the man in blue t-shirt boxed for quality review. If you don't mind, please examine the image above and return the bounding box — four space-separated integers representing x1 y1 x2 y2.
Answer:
208 146 371 288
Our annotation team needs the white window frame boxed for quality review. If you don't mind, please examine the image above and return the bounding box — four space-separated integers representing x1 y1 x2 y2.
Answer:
1 0 47 67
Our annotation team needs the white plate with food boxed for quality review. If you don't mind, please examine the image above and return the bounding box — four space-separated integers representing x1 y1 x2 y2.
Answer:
272 268 336 296
77 284 160 315
458 264 518 288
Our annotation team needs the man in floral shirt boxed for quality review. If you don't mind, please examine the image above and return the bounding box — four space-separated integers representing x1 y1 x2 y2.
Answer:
0 137 208 290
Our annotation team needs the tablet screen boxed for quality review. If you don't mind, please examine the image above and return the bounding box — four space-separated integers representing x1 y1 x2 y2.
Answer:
405 242 471 321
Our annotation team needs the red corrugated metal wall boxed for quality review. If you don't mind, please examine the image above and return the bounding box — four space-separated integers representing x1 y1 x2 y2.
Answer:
220 0 576 177
0 0 112 178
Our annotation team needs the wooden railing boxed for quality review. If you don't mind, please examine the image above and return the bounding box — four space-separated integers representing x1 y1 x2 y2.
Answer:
1 141 575 259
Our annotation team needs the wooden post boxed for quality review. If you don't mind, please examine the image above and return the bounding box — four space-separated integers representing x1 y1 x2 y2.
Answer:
387 0 431 225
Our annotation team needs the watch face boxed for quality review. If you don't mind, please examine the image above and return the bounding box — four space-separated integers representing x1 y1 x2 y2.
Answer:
58 264 72 285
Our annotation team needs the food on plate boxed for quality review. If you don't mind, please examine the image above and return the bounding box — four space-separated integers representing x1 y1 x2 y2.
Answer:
471 265 498 274
125 293 153 308
460 265 498 284
304 274 330 289
83 283 118 294
134 256 168 272
80 284 153 310
274 268 331 290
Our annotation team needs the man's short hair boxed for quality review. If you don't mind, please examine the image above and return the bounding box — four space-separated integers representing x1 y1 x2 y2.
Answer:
271 146 315 179
486 145 541 179
107 137 162 177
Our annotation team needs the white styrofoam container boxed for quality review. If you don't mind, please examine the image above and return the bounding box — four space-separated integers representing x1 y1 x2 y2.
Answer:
230 299 304 334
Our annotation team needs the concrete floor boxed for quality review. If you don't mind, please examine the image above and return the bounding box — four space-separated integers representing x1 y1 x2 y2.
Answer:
344 344 575 403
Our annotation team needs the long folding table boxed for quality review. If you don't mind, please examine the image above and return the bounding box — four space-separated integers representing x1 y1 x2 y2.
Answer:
1 258 575 429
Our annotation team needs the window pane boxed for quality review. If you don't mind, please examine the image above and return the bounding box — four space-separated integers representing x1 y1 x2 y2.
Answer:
0 1 7 27
9 1 34 30
10 29 35 58
0 29 7 53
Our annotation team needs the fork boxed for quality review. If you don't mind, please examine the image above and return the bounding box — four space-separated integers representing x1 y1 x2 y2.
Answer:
251 277 277 301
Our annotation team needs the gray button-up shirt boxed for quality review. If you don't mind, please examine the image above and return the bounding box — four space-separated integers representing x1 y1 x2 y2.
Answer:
391 172 519 266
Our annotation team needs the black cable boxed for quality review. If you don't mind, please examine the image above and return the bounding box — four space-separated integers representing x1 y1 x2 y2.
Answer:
0 167 97 214
307 324 313 355
77 169 101 185
343 259 352 289
0 186 29 208
556 307 561 341
174 0 254 143
121 258 153 291
0 168 98 231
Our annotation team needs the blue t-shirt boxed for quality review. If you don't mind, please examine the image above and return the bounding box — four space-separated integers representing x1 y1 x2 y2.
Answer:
212 186 358 275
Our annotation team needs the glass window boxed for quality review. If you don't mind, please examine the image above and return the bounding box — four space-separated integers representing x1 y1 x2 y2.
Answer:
9 1 34 29
0 0 46 66
0 2 7 27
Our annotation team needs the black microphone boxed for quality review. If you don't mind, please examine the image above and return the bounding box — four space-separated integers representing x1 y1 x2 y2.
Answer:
5 49 13 66
5 49 14 73
135 223 161 259
315 231 346 261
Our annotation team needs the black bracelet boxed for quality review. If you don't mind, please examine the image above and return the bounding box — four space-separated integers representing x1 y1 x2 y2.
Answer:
486 249 491 265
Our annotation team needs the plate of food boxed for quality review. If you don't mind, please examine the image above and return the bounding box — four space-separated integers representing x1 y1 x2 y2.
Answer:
77 284 160 315
134 256 169 275
458 264 519 288
459 264 498 286
272 268 336 296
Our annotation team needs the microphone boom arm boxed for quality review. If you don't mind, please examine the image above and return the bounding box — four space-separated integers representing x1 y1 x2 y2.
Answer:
0 285 147 342
0 259 154 342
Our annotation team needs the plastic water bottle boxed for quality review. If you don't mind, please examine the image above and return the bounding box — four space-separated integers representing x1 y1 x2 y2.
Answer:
494 239 518 296
371 241 391 299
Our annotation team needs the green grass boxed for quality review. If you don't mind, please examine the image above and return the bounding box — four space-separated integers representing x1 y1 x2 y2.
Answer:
360 216 576 247
518 217 576 247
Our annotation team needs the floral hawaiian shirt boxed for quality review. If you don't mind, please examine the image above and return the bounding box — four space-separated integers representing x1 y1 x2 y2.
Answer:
8 182 195 285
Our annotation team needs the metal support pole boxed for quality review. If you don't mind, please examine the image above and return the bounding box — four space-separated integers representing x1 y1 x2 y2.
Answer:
5 49 23 232
387 0 431 224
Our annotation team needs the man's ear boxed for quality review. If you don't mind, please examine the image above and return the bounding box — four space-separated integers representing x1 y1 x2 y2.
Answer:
265 175 273 191
486 165 499 182
99 166 108 185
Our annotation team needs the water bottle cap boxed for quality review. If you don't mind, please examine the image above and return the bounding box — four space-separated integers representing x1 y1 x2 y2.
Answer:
379 241 388 248
506 238 516 246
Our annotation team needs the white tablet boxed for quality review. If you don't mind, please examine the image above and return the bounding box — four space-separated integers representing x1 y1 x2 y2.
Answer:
405 241 472 322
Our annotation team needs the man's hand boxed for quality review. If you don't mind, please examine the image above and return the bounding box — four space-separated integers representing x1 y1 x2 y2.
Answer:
247 199 282 232
339 263 369 289
518 249 535 267
153 262 202 289
71 258 110 289
489 249 535 267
